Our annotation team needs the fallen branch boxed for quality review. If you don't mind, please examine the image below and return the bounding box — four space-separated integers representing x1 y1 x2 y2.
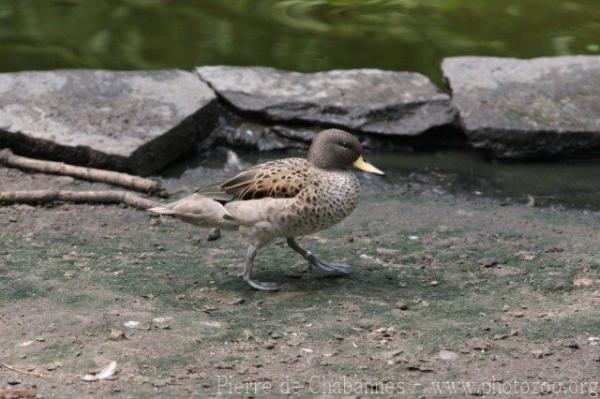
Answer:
0 362 48 379
0 190 159 210
0 148 166 197
0 388 37 399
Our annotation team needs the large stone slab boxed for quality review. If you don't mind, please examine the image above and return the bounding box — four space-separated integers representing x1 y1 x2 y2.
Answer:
443 56 600 158
196 66 455 136
0 70 217 175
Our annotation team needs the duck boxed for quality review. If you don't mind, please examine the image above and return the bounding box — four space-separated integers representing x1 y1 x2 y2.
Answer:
148 128 385 291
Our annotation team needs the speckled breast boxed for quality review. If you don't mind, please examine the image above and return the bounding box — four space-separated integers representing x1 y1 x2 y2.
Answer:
277 170 361 237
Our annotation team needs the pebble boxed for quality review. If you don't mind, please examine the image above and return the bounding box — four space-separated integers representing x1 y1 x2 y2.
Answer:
564 340 579 349
376 248 401 256
45 362 61 371
356 319 376 331
109 329 126 341
465 338 489 351
152 379 168 388
430 280 439 286
516 251 536 261
438 350 459 361
376 326 396 337
152 317 172 330
531 349 552 358
229 297 245 306
479 258 498 268
124 320 140 329
63 270 76 280
395 301 409 310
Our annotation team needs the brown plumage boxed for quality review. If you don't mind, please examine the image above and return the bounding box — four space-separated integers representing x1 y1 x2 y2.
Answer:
197 158 309 201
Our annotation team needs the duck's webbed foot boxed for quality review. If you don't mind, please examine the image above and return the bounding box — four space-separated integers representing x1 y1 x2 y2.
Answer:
243 245 280 291
311 259 351 275
245 279 280 291
287 238 351 276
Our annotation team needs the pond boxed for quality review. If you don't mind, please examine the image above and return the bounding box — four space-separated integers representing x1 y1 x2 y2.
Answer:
2 0 599 84
2 0 599 209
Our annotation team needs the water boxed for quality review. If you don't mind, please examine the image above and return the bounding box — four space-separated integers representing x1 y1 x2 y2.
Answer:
2 0 600 83
2 0 599 209
161 149 600 211
370 151 600 210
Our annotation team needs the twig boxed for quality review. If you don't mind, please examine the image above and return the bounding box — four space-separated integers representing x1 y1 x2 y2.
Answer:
0 388 37 399
0 190 159 210
0 362 49 380
0 148 166 197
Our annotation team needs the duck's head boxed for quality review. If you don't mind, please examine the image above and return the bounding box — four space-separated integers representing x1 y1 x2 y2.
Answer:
307 129 385 175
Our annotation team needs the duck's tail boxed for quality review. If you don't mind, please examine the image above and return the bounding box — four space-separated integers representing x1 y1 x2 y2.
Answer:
148 194 239 230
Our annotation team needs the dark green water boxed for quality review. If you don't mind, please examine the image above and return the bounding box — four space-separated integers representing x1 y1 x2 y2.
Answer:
2 0 600 83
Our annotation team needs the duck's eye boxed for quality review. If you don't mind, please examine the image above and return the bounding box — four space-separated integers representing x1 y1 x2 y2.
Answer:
339 142 352 149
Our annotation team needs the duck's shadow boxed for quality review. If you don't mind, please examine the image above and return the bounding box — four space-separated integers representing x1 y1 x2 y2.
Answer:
216 262 464 304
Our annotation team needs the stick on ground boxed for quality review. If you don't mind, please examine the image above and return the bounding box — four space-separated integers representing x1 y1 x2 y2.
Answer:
0 388 37 399
0 149 166 196
0 190 159 210
0 362 48 379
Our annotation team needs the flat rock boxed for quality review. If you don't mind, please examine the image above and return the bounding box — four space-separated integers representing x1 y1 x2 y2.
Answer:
196 66 455 136
443 56 600 158
0 70 217 175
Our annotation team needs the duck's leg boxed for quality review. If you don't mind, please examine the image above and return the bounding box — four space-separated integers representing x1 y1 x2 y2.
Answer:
286 238 350 275
243 244 280 291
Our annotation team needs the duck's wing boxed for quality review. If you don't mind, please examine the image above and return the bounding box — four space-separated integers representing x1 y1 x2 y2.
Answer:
193 183 235 202
196 158 310 201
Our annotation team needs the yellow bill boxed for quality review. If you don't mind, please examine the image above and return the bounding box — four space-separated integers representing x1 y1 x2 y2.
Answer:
353 155 385 175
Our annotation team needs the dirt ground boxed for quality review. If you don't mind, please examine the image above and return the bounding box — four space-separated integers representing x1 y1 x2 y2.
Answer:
1 164 599 398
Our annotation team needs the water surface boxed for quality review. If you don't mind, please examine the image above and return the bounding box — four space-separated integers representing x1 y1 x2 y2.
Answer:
2 0 600 83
